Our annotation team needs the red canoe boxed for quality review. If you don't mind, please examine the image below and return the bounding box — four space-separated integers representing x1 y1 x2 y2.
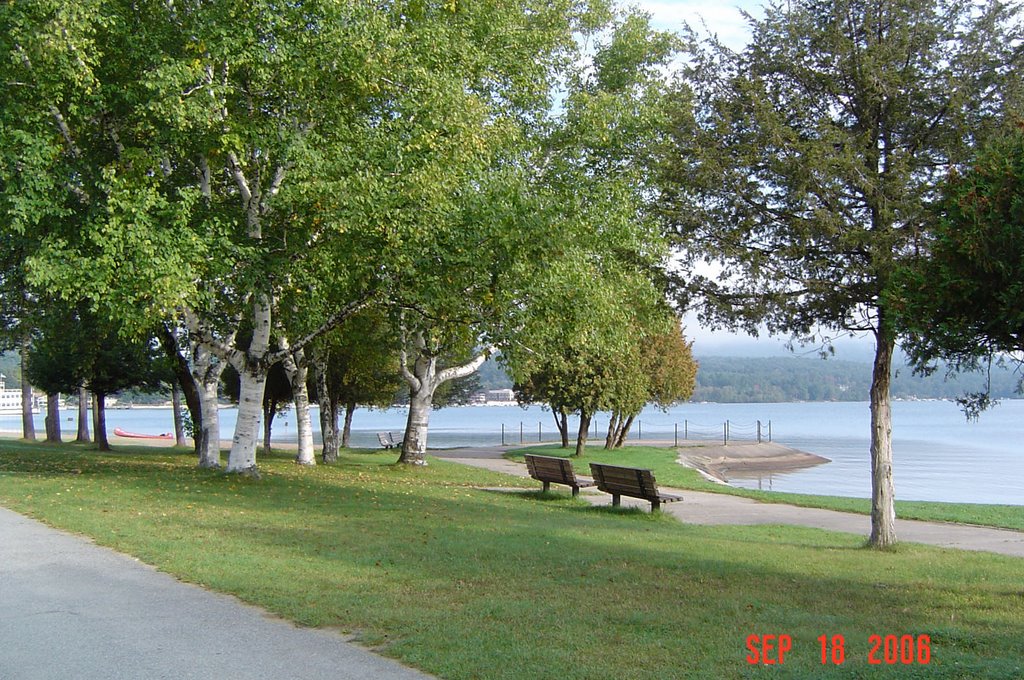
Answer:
113 427 174 440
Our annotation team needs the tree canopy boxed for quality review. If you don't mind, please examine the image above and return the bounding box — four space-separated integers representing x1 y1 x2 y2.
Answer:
894 123 1024 416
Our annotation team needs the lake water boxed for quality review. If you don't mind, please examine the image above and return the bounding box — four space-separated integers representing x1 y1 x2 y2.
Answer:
4 399 1021 506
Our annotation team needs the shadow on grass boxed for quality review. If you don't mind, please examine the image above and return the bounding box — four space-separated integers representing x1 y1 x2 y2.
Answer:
480 488 585 503
482 487 674 522
577 504 676 521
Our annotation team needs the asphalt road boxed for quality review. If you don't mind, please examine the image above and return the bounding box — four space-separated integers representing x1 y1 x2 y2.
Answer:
0 507 433 680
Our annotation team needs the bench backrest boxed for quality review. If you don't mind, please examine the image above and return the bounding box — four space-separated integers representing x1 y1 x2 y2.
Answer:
589 463 660 499
525 454 578 485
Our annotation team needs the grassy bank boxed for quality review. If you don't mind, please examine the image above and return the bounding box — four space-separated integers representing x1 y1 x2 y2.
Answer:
1 440 1022 679
507 445 1024 532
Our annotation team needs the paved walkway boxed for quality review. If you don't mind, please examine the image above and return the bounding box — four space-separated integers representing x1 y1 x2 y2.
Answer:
433 447 1024 558
0 507 433 680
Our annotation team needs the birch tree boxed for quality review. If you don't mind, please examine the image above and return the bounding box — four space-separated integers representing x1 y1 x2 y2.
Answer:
662 0 1023 547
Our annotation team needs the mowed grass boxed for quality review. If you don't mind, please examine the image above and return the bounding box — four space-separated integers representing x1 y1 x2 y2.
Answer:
508 445 1024 532
0 440 1022 679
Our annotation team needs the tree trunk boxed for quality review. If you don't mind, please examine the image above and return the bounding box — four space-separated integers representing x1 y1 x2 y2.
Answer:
314 361 340 463
44 393 61 443
226 295 271 476
553 406 569 448
227 362 268 475
868 327 897 548
614 414 635 448
398 339 489 465
401 386 433 465
94 392 110 451
20 340 35 441
263 400 276 457
574 409 591 457
157 325 204 457
76 387 90 443
171 383 187 447
341 400 355 449
281 346 315 466
91 393 101 445
197 377 221 468
605 412 620 449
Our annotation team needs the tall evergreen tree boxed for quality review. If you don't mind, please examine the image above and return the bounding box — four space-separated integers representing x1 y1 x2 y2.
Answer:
663 0 1023 546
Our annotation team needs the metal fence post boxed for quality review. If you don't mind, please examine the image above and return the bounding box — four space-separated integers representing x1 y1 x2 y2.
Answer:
637 420 642 440
757 419 762 443
538 421 542 442
501 423 505 446
520 421 523 444
674 423 678 447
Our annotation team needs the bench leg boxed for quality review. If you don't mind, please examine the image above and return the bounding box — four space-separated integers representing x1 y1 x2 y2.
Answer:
542 481 550 493
651 500 661 512
612 494 620 507
571 486 579 497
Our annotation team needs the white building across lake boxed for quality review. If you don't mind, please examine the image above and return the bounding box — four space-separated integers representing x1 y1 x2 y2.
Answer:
0 373 36 415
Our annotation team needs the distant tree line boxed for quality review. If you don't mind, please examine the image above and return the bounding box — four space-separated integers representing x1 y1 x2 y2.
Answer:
691 356 1022 404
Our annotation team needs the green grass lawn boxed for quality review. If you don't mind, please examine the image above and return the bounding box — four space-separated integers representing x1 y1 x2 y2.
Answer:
1 440 1022 679
507 444 1024 532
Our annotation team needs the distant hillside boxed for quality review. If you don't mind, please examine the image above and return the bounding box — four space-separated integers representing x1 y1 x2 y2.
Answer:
0 352 21 388
692 355 1021 403
478 355 513 390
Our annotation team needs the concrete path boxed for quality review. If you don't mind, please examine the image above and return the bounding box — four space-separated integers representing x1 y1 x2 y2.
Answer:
434 447 1024 558
0 507 433 680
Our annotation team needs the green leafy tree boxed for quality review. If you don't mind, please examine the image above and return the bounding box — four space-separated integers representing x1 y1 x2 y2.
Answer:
371 0 640 466
308 311 401 462
663 0 1023 547
605 320 697 449
7 0 615 476
505 11 679 457
27 302 162 450
894 124 1024 417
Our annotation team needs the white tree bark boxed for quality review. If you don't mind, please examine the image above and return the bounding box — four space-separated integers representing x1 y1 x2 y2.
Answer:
197 376 222 468
398 336 489 465
223 154 276 476
180 319 229 469
226 295 272 476
279 342 315 465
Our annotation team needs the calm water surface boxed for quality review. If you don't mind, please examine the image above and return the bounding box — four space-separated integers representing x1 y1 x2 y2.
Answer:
5 399 1021 505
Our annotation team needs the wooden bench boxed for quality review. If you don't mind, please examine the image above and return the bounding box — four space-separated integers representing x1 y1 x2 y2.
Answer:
524 454 596 496
588 462 682 511
377 432 403 449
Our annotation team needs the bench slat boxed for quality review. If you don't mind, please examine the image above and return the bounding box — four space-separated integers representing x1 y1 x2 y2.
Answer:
524 455 595 495
589 462 682 511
